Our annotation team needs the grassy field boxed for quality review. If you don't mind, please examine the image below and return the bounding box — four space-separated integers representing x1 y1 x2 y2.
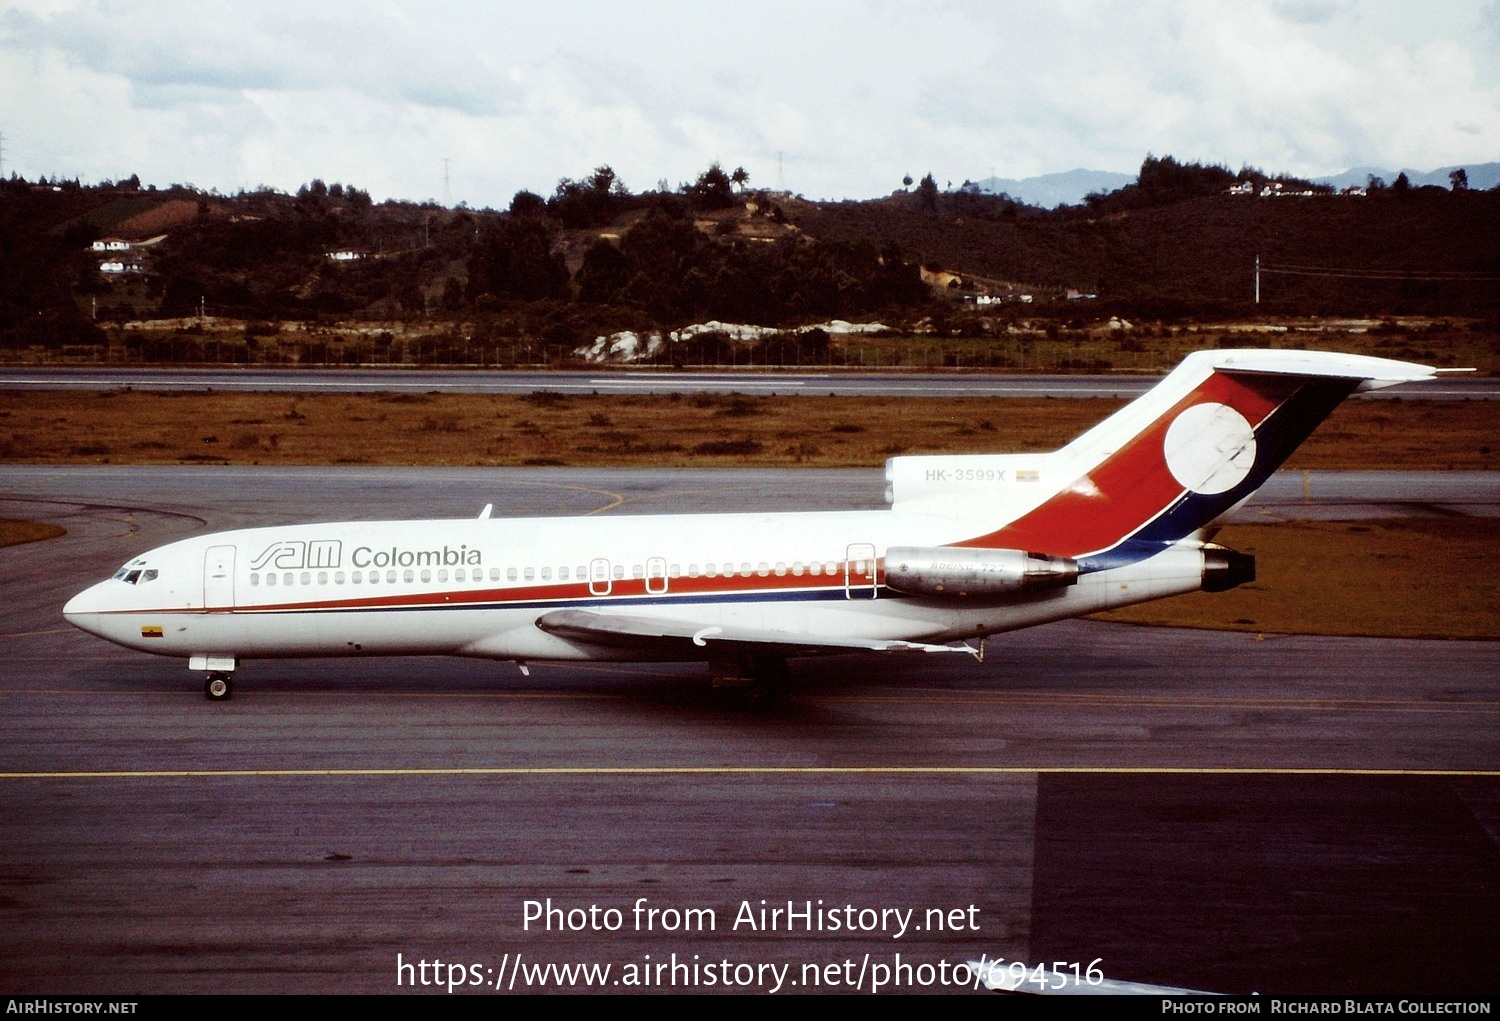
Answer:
1096 517 1500 640
1 389 1495 470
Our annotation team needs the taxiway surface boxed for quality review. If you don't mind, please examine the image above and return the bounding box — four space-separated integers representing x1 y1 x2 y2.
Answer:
1 467 1496 995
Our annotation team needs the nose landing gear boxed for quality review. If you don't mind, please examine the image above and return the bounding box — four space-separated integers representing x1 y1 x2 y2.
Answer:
190 654 239 701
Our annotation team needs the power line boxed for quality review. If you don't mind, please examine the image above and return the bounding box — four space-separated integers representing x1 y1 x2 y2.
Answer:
1259 260 1500 283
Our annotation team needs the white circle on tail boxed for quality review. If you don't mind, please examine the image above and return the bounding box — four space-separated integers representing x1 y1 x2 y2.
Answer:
1162 402 1257 495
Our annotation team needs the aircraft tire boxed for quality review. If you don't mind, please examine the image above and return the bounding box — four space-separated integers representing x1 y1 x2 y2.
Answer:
205 673 233 701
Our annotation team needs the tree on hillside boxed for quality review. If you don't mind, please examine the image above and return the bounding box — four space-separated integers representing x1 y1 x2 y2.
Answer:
510 190 546 217
916 173 939 212
685 162 735 210
576 238 632 304
468 217 568 302
589 165 619 194
731 166 750 192
1450 168 1469 191
1136 155 1234 204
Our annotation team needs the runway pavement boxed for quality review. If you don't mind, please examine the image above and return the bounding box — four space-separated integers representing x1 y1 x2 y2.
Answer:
3 366 1495 399
1 467 1496 995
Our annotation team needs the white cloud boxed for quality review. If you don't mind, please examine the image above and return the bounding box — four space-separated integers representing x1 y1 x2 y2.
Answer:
1 0 1496 203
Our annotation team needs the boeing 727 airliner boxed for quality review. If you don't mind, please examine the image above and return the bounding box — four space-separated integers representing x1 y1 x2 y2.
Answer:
63 349 1453 700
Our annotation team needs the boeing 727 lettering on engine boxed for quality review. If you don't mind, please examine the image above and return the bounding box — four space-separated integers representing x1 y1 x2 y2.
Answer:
63 350 1457 700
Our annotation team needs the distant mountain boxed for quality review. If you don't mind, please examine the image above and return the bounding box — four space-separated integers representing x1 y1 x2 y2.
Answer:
1315 163 1500 191
974 169 1134 209
972 163 1499 207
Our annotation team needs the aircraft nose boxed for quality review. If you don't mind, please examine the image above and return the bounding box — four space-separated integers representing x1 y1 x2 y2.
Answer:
63 582 107 632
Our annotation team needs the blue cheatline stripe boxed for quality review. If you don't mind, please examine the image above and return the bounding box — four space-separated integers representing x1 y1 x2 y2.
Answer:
1078 378 1357 573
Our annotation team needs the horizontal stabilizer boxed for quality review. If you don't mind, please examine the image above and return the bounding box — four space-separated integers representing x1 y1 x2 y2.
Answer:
1206 348 1458 391
535 608 977 657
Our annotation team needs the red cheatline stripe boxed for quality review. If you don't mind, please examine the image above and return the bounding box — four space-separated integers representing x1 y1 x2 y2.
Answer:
106 569 868 616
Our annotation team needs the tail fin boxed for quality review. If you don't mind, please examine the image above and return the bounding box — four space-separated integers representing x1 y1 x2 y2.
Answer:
955 349 1446 567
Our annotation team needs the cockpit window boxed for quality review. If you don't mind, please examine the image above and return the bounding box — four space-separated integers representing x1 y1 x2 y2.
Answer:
113 559 147 582
113 565 157 585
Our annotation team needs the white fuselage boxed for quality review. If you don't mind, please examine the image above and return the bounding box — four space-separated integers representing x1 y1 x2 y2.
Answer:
62 506 1207 664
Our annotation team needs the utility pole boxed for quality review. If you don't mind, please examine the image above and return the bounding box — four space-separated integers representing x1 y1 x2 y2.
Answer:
442 157 451 207
1255 254 1260 305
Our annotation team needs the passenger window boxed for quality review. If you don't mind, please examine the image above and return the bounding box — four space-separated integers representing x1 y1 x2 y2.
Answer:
524 567 534 581
809 562 822 576
335 571 345 584
403 569 414 583
613 564 624 579
250 573 260 587
421 568 432 583
631 565 644 580
757 563 770 577
437 569 448 583
507 568 518 582
266 573 277 587
541 567 552 581
792 562 805 576
318 571 328 585
353 571 363 584
284 573 294 586
300 572 311 585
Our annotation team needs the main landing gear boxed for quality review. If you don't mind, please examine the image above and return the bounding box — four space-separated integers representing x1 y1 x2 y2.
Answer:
709 652 790 709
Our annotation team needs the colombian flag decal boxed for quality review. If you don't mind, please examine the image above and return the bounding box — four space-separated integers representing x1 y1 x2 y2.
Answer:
141 625 164 639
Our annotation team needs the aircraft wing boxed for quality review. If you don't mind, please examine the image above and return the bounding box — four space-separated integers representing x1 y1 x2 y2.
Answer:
534 608 978 657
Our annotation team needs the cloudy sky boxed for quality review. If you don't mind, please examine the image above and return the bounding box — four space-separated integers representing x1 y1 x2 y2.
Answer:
2 0 1497 206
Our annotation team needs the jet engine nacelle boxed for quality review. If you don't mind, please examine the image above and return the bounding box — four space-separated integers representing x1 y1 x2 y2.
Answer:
884 546 1079 598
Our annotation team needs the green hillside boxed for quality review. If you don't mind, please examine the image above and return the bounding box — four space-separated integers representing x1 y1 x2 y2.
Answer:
2 158 1497 365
